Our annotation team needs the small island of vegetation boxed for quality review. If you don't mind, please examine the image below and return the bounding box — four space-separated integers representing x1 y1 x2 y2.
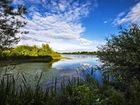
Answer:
1 44 62 64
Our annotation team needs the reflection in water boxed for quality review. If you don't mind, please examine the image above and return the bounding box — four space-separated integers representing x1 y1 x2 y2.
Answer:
0 54 102 86
52 54 100 70
52 54 102 84
0 61 60 86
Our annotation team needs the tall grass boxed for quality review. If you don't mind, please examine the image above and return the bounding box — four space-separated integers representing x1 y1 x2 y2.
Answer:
0 71 128 105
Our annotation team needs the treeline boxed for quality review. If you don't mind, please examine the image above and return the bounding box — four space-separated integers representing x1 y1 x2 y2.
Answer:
0 44 61 61
62 51 99 55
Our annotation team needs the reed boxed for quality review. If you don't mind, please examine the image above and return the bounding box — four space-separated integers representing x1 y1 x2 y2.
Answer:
0 71 127 105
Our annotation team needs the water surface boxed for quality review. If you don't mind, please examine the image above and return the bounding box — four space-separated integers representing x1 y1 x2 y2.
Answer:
0 54 101 85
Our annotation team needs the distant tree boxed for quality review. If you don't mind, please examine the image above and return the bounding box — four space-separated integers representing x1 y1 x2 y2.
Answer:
4 44 61 58
0 0 27 50
98 24 140 84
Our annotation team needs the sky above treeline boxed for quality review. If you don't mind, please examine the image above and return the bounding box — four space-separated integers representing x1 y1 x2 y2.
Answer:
13 0 140 52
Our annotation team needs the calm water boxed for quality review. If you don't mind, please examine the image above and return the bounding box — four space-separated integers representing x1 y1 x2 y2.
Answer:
0 54 102 85
53 54 100 70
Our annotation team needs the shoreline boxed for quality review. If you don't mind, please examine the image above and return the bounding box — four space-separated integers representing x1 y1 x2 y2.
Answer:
0 55 71 67
0 56 60 67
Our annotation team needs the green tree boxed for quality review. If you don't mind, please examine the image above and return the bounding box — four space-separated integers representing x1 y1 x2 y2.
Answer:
7 44 61 59
0 0 27 49
98 24 140 84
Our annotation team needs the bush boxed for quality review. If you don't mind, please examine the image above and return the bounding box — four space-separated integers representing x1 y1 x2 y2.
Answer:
97 24 140 105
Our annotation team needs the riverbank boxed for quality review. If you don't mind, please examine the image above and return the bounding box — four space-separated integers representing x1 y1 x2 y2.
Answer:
0 53 72 66
0 55 55 67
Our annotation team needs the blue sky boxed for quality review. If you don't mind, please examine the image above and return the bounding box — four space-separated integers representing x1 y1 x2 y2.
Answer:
13 0 140 52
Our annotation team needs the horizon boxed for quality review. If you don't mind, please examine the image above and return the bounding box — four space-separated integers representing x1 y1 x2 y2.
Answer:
13 0 140 52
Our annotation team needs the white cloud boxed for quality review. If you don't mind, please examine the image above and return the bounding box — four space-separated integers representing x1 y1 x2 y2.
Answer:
13 0 100 52
118 12 125 17
18 38 100 52
77 38 92 45
50 42 96 52
113 2 140 25
59 3 66 11
104 21 107 24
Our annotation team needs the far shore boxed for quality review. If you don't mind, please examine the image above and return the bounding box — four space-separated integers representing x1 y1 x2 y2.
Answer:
0 55 72 67
0 56 57 66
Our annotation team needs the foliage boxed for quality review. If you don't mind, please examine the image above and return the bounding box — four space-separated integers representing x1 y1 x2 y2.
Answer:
0 73 126 105
1 44 61 61
0 0 27 49
98 24 140 83
0 0 27 67
97 24 140 105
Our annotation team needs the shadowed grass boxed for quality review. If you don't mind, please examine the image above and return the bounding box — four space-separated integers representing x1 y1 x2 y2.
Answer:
0 71 131 105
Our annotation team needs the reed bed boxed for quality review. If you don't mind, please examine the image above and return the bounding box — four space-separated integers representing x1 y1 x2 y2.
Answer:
0 71 127 105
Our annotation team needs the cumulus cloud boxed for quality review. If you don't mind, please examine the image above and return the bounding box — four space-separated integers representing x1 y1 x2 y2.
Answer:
13 0 100 52
113 2 140 25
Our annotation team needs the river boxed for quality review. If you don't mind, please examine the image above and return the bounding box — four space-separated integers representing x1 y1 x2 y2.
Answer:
0 54 102 86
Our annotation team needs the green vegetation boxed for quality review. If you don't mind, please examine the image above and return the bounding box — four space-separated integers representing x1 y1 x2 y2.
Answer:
98 24 140 83
0 1 140 104
62 51 99 55
1 44 61 63
0 73 126 105
97 24 140 105
0 0 27 49
0 0 61 64
0 0 28 66
1 22 140 104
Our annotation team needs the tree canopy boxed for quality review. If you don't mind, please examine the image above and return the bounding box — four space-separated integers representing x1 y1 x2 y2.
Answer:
2 44 61 59
0 0 27 49
98 24 140 83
